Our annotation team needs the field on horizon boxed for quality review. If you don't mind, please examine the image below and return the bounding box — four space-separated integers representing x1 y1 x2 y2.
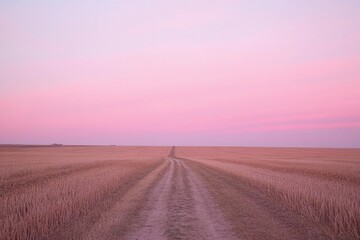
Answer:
1 145 359 240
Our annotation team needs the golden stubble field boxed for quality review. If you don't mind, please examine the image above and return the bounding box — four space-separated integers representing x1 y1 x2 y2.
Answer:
1 145 359 240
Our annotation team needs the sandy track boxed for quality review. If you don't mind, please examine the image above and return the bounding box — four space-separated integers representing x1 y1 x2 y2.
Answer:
125 157 237 240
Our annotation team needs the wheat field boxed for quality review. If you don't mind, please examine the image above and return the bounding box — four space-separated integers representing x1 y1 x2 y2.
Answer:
1 145 359 239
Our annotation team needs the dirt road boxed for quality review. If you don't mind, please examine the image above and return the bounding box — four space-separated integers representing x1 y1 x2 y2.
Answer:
125 156 237 240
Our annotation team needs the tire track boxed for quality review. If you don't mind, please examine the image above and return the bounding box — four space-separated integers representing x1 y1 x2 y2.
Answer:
125 158 175 240
126 157 238 240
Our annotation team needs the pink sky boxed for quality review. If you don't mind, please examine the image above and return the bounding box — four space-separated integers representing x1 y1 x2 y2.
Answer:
1 1 360 147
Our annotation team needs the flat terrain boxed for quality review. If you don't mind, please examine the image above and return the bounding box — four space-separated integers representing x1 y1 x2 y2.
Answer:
1 146 360 239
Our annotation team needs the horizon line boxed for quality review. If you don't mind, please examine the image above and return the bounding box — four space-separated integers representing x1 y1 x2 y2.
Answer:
1 143 359 150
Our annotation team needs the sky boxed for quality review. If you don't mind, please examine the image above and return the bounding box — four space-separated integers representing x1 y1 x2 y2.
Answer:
1 0 360 147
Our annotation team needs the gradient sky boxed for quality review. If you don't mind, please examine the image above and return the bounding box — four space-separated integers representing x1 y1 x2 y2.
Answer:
1 0 360 147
